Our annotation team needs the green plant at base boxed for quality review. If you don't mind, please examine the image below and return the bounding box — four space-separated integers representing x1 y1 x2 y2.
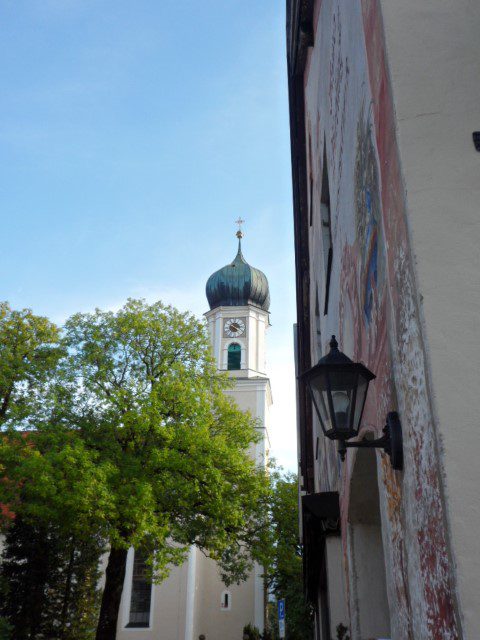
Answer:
336 623 350 640
243 623 261 640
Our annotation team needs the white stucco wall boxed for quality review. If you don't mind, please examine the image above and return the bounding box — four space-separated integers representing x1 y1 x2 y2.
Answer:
325 537 348 633
380 2 480 635
298 0 472 635
194 551 257 640
117 548 189 640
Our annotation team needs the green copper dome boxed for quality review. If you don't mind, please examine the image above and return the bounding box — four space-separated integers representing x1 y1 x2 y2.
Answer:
206 240 270 311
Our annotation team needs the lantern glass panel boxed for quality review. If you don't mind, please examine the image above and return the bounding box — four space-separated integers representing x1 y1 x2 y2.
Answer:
352 371 370 434
326 369 358 436
308 371 332 435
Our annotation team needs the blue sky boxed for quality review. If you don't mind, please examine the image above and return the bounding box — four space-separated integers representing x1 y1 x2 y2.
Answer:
0 0 297 470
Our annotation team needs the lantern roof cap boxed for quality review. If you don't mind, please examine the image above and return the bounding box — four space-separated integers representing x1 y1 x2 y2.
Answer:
318 336 356 366
302 335 376 382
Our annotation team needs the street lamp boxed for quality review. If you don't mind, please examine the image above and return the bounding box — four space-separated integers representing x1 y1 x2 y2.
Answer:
301 336 403 470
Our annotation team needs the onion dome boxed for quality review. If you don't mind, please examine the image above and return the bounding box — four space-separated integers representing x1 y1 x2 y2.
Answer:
206 234 270 311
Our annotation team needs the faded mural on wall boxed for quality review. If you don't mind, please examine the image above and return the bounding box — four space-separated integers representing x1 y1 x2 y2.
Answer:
353 103 385 332
304 0 461 637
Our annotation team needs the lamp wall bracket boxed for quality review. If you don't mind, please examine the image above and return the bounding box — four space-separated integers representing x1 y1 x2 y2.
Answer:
338 411 403 470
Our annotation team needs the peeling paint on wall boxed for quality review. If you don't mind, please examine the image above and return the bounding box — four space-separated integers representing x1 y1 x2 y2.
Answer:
302 0 461 637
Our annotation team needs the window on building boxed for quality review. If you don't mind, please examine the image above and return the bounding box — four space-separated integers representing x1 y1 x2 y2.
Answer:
321 145 332 315
308 134 314 226
227 343 241 370
310 173 314 226
220 590 231 611
314 287 322 359
126 550 152 628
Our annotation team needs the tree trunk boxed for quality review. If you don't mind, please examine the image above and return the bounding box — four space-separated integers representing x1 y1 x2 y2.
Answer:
95 546 128 640
59 535 75 638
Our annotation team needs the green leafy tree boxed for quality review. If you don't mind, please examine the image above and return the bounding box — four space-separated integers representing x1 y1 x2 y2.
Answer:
0 415 111 638
0 302 63 429
0 518 104 640
267 472 313 640
8 299 270 640
1 300 270 639
0 425 114 538
0 616 12 640
0 303 106 638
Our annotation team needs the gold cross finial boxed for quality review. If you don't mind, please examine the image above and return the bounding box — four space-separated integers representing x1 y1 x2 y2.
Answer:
235 217 245 239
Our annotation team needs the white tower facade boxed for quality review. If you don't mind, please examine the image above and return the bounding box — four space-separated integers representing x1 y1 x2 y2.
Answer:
205 303 272 468
117 234 271 640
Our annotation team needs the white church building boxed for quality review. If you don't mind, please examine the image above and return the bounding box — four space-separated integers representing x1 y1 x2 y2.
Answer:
117 231 272 640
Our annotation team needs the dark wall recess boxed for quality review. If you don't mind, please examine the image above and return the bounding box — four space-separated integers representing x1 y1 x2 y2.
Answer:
472 132 480 151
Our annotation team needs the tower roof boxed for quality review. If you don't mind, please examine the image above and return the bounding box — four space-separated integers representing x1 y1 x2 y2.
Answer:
206 239 270 312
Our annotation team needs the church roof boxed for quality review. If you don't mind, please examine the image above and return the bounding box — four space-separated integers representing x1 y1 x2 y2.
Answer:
206 239 270 311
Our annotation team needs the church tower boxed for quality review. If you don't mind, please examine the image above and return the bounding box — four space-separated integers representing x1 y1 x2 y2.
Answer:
117 227 271 640
204 226 272 468
193 227 272 637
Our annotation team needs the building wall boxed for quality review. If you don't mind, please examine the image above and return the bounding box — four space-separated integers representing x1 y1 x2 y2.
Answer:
379 3 480 636
194 550 256 640
289 0 479 637
117 549 189 640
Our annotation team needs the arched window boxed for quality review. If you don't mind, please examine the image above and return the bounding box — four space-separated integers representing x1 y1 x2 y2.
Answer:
227 343 241 370
126 550 152 628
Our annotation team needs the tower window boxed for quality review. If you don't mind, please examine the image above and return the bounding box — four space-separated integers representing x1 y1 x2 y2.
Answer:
227 343 241 370
126 550 152 628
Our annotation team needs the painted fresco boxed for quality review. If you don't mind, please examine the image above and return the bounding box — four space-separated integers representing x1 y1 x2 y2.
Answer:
353 103 385 331
303 0 461 637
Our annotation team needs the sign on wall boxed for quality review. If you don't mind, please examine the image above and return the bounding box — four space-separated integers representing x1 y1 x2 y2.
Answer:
277 598 285 639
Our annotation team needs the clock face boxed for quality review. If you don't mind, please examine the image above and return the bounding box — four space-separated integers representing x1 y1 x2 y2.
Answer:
224 317 246 338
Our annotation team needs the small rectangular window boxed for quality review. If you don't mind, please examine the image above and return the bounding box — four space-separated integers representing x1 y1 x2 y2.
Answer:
126 550 152 628
321 145 332 315
309 174 314 226
221 590 232 611
313 287 322 361
308 134 314 226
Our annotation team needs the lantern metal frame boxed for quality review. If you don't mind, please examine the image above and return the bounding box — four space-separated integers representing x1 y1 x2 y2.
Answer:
301 336 403 470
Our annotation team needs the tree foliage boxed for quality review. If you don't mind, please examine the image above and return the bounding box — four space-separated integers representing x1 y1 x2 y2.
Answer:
0 518 104 640
266 472 313 640
53 300 270 573
0 302 63 429
0 299 271 638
